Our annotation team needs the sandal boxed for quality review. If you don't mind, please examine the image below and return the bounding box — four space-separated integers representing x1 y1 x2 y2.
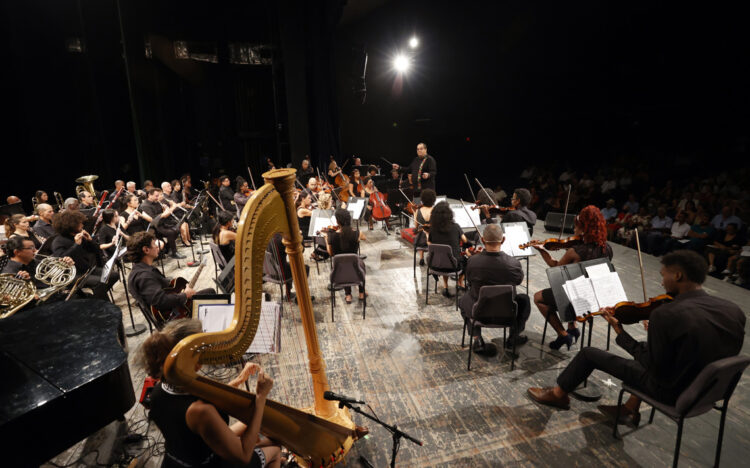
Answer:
358 293 368 301
345 295 353 304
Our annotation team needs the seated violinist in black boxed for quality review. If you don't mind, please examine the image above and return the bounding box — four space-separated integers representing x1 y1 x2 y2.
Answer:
527 250 746 427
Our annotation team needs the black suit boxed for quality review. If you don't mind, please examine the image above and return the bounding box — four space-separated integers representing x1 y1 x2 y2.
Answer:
557 289 746 404
459 250 531 339
399 154 437 191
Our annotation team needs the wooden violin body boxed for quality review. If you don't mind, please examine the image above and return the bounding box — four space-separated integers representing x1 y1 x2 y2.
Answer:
471 204 514 216
316 225 341 235
577 294 673 325
519 235 582 251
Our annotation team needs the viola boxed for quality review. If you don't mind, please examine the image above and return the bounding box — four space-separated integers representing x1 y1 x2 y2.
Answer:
519 235 583 251
576 294 673 325
369 190 391 221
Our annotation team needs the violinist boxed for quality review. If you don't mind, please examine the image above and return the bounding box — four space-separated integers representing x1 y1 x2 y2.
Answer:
414 189 436 266
527 250 746 425
502 188 537 231
234 177 252 213
296 191 314 241
428 202 467 296
212 211 236 262
459 224 530 353
475 188 499 224
325 209 367 304
532 205 612 351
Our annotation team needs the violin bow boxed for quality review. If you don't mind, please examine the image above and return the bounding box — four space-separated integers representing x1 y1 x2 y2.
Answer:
459 199 483 241
247 166 257 191
295 179 319 203
380 157 395 167
473 178 492 206
634 228 648 301
559 184 572 240
464 174 477 202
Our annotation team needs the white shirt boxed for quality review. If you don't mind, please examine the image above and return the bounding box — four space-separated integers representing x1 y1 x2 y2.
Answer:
671 222 691 239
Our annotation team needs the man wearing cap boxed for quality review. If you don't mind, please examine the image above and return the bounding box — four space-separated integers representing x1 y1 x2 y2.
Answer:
459 224 531 353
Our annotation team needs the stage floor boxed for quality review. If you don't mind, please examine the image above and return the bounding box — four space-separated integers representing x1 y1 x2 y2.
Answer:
44 219 750 467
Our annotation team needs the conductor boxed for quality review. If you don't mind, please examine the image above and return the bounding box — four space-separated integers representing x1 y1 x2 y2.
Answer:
393 142 437 193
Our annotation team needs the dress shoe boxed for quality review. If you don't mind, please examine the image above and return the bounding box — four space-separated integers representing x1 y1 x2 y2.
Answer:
170 252 187 259
549 333 574 351
597 404 641 428
567 327 581 343
472 337 486 353
505 335 528 348
527 387 570 410
419 258 425 266
442 289 453 298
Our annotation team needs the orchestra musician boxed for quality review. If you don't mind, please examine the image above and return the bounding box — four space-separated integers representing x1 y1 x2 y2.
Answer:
527 251 746 424
218 176 235 212
168 179 183 205
51 210 116 300
532 205 613 350
393 142 437 193
212 211 236 262
78 191 95 210
33 203 56 239
298 157 315 187
142 188 185 259
475 188 499 224
414 189 436 266
362 178 378 230
127 232 214 318
5 214 42 249
349 169 365 198
120 194 149 236
95 209 125 259
428 201 468 296
234 177 252 213
137 318 282 468
459 224 531 353
161 182 192 247
1 236 74 289
502 188 537 231
325 209 367 304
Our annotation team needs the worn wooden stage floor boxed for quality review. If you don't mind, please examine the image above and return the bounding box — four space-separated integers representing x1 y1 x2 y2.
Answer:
45 219 750 467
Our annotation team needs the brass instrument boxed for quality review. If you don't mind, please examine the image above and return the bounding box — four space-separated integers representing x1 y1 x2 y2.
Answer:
53 192 65 212
75 175 99 198
32 196 39 212
164 169 365 467
0 256 76 318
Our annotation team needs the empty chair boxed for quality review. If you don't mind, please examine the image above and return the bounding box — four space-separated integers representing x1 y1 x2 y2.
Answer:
263 250 293 302
209 241 228 282
461 285 519 370
613 355 750 468
425 243 463 309
329 253 366 322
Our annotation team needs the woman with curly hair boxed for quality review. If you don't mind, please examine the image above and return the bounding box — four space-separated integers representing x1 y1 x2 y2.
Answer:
532 205 613 350
428 201 468 296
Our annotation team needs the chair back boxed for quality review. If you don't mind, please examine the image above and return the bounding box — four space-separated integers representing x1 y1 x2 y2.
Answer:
209 241 227 271
38 234 57 257
330 253 365 288
472 285 516 326
427 244 458 271
263 250 289 284
675 355 750 417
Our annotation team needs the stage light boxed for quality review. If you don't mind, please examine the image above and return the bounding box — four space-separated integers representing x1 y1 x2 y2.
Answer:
409 37 419 48
393 54 410 73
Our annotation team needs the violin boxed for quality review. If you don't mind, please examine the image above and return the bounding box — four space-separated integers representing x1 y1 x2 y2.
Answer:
519 235 583 251
316 225 340 235
369 190 391 221
576 294 673 325
464 245 484 256
471 203 514 216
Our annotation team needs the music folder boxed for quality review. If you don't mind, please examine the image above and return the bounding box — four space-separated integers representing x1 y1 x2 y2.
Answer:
500 222 536 258
546 258 622 322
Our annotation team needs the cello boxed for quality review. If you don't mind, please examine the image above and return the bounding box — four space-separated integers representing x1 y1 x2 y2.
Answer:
369 188 391 221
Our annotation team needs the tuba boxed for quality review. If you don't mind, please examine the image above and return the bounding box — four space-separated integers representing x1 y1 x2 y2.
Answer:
75 174 99 198
0 257 77 319
165 169 366 467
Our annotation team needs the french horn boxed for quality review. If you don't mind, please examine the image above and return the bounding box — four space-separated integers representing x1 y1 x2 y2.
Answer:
0 257 77 319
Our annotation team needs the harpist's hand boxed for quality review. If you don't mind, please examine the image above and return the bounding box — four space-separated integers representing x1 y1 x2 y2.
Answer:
256 371 273 398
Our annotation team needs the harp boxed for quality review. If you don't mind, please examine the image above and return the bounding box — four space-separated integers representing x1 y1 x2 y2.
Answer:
164 169 366 467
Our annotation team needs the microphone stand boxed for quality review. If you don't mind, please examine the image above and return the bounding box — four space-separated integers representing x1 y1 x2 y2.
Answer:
336 399 422 468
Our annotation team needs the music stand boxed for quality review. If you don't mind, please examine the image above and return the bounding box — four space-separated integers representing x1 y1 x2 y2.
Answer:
450 203 481 230
346 197 367 224
0 202 25 218
545 257 616 401
308 209 336 238
500 222 537 292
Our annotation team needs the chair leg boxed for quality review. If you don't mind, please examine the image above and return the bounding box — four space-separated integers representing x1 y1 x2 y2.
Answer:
425 270 429 305
279 284 284 302
362 281 366 320
454 272 459 310
606 323 612 351
613 388 626 439
413 246 417 276
673 419 684 468
331 287 335 322
461 321 467 347
511 326 517 371
715 402 728 467
649 406 656 424
467 324 474 371
541 313 549 346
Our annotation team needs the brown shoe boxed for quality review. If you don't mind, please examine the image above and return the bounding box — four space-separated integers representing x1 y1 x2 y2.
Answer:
597 404 641 428
527 387 570 410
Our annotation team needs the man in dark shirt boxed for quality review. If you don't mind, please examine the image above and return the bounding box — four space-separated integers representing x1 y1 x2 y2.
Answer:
459 224 531 352
2 236 75 293
141 188 185 259
501 188 537 233
127 232 212 323
393 142 437 193
527 250 746 425
32 203 56 239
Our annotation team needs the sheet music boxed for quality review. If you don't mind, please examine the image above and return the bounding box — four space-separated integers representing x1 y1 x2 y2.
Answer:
451 204 481 229
501 223 533 257
100 245 124 283
311 213 337 235
590 272 628 309
584 263 611 279
562 275 599 317
435 196 447 205
346 198 366 219
741 246 750 257
199 301 281 354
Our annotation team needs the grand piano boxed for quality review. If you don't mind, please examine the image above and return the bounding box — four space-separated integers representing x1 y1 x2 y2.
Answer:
0 299 135 466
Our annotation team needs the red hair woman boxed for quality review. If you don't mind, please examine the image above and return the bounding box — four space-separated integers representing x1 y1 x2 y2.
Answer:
532 205 613 350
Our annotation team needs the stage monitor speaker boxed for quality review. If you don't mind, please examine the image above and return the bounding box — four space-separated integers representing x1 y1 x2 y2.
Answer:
544 212 577 234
